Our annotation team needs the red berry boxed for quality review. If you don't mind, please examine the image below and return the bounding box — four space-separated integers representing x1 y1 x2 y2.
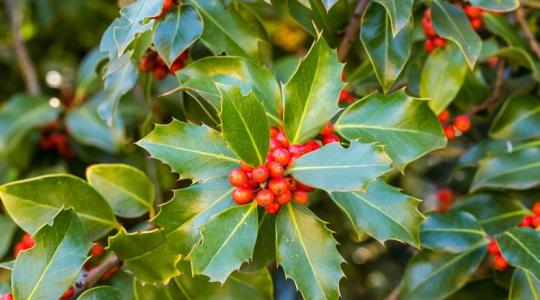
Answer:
465 6 482 18
276 190 292 205
266 202 281 215
433 37 446 48
13 242 24 257
229 169 248 187
341 70 347 82
169 60 184 73
269 138 281 151
520 216 534 227
269 178 289 195
233 187 254 205
60 287 74 300
90 243 105 258
532 202 540 215
101 266 119 281
438 110 450 123
252 166 269 183
320 122 334 136
487 56 498 68
275 132 289 148
303 140 321 153
21 234 35 248
270 127 279 138
492 255 509 272
240 161 254 172
339 89 355 104
289 144 306 158
470 17 483 30
153 66 168 80
1 294 13 300
293 190 309 205
272 148 291 166
444 125 455 140
424 9 431 20
267 161 285 178
424 39 435 53
285 176 297 190
487 241 501 255
533 215 540 228
454 115 471 132
422 20 437 38
297 182 316 192
138 56 155 72
322 134 340 145
436 188 453 203
256 189 275 207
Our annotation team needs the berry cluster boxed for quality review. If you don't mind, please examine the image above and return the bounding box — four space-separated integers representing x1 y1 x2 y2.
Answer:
438 110 471 140
436 188 454 212
153 0 177 20
40 120 74 160
422 10 447 53
139 50 188 80
460 4 485 31
229 125 341 214
487 239 509 272
519 201 540 229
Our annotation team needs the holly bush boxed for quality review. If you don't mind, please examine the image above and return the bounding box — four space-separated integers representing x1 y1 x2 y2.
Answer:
1 0 540 299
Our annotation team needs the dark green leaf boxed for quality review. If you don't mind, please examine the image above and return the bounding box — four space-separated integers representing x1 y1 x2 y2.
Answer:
360 3 411 93
154 5 202 66
471 0 519 12
335 90 445 170
0 215 17 259
421 211 487 253
137 120 239 181
243 212 276 271
447 278 507 300
498 228 540 280
330 180 424 246
191 202 258 282
12 210 92 300
509 268 540 300
78 286 123 300
277 202 344 300
430 0 482 68
483 14 527 49
457 139 510 167
490 94 540 141
373 0 413 35
0 175 118 240
283 37 345 144
289 141 391 192
220 86 270 167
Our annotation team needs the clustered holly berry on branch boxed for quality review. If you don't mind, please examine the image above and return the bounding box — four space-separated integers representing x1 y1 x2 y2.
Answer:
519 201 540 229
487 239 509 272
460 3 485 30
229 124 341 215
39 120 74 160
438 110 471 140
139 50 188 80
436 188 454 212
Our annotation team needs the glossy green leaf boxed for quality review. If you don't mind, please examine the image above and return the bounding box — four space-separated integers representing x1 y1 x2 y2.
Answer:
154 5 202 66
335 90 445 170
457 139 510 167
360 2 411 93
108 228 182 284
490 94 540 141
483 14 527 49
12 210 92 300
277 202 344 300
137 120 239 181
78 286 123 300
509 268 540 300
191 202 258 282
153 177 235 256
471 0 519 12
472 145 540 191
330 180 424 247
421 211 487 253
0 215 17 258
451 193 529 235
421 44 468 114
0 174 118 241
220 86 270 167
176 56 281 124
373 0 413 35
430 0 482 68
87 164 154 218
498 228 540 280
283 37 345 144
488 47 540 82
400 243 487 300
244 212 276 271
290 141 391 192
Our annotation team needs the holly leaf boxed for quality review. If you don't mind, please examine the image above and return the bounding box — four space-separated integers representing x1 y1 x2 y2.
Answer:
137 120 239 181
490 94 540 141
283 37 345 144
471 0 519 12
220 86 270 167
191 202 258 283
277 202 344 300
373 0 413 35
86 164 154 218
421 211 487 253
0 215 16 258
483 14 528 49
498 228 540 280
330 180 424 247
457 139 509 168
78 286 123 300
108 228 182 284
472 145 540 191
360 2 411 93
430 0 482 68
335 90 445 171
243 212 276 271
153 177 235 256
12 210 92 300
451 193 529 235
487 47 540 82
176 56 281 124
509 268 540 300
154 5 202 67
0 174 118 241
289 141 391 192
400 243 487 300
421 44 468 114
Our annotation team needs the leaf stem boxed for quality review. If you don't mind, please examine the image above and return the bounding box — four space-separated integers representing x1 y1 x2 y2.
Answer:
337 0 370 62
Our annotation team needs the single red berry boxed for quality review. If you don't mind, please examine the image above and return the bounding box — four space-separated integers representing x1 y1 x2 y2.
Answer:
487 56 498 68
289 144 306 158
532 202 540 215
256 189 275 207
297 182 316 192
276 190 292 205
339 89 355 104
520 216 534 227
269 138 281 151
21 234 35 248
169 60 184 73
272 148 291 166
233 187 254 205
470 17 483 30
444 125 455 140
240 161 254 172
270 127 279 138
465 6 483 18
266 202 281 215
436 188 453 203
533 215 540 228
320 122 334 136
269 178 289 195
285 176 297 190
229 169 249 187
433 37 447 48
492 255 509 272
303 140 321 153
424 9 431 20
59 287 74 300
13 242 24 257
341 70 347 82
424 39 435 53
454 115 471 132
293 190 309 205
153 66 168 80
90 243 105 258
252 166 270 183
275 132 289 148
101 266 119 281
177 50 188 62
322 134 340 145
1 294 13 300
438 110 450 123
267 161 285 178
487 241 501 255
138 56 155 72
245 173 260 189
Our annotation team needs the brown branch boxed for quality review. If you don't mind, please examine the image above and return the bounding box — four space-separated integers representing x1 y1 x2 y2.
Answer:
4 0 41 95
515 6 540 60
71 254 122 299
337 0 369 62
468 61 506 116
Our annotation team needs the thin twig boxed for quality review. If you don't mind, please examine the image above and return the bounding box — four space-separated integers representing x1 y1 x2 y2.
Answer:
4 0 41 95
468 61 506 116
71 254 122 299
337 0 369 62
515 6 540 60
